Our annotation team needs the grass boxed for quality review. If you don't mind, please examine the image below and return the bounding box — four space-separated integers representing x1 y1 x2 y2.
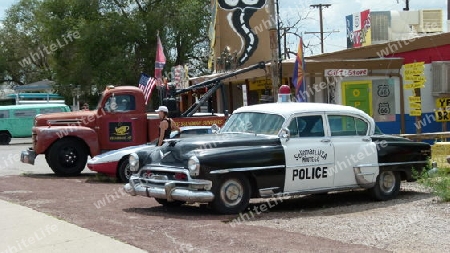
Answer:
414 162 450 202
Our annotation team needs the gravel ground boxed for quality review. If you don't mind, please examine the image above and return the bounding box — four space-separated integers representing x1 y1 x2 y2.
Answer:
0 174 449 252
244 182 450 253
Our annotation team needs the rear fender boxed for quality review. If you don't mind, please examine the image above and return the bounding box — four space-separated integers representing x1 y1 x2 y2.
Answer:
33 126 99 156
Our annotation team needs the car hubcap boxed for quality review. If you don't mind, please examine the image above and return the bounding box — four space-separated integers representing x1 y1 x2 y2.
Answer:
380 171 395 193
125 165 131 179
220 179 243 207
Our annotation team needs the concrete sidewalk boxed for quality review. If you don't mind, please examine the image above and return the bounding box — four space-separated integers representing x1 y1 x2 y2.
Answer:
10 138 32 145
0 199 146 253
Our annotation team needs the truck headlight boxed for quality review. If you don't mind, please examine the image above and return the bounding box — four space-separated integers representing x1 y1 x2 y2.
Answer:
187 156 200 176
129 153 139 172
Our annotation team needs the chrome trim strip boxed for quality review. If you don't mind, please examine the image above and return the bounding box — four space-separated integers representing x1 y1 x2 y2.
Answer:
47 120 83 125
357 160 428 167
286 162 335 169
210 165 284 174
259 187 281 197
353 167 376 189
281 185 359 196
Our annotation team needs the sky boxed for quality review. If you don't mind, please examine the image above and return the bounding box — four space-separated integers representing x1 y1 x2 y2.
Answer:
281 0 448 56
0 0 448 56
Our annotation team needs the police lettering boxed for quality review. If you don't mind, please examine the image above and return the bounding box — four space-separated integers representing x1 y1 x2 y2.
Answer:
292 167 328 180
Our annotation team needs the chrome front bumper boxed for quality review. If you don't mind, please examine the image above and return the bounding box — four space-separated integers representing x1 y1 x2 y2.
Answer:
124 174 214 203
20 148 36 165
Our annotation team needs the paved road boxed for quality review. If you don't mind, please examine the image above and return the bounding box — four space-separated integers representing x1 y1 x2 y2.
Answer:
0 139 145 252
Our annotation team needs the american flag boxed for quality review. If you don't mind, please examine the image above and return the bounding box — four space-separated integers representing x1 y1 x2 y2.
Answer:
138 73 157 105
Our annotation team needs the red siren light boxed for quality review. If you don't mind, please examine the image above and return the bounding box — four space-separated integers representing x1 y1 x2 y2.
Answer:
278 85 291 102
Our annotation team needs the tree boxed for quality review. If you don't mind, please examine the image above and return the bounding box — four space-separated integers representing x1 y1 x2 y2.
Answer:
0 0 51 86
0 0 212 105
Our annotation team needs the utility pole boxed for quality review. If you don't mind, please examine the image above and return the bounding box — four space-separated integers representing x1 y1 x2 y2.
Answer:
310 4 331 54
268 0 279 99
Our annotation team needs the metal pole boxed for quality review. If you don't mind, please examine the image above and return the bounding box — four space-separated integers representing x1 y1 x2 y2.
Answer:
268 0 279 99
276 0 282 85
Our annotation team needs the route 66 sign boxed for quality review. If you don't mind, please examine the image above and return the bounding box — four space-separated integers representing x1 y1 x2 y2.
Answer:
377 84 390 97
378 102 390 115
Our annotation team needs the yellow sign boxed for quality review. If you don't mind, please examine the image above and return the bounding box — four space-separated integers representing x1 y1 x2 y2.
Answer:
405 82 425 89
436 110 450 122
404 69 424 75
435 98 450 108
404 62 425 69
409 96 421 102
409 108 422 116
405 75 426 81
409 102 422 109
248 78 270 91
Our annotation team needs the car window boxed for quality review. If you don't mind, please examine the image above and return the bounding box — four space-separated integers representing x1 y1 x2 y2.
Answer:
288 115 324 138
328 115 368 136
105 94 136 112
221 112 284 135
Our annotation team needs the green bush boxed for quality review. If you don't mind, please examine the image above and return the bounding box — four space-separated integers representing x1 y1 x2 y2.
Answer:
415 164 450 202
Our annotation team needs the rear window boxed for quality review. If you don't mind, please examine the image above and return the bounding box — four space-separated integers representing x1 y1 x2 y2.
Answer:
0 110 9 118
40 107 66 114
14 109 37 118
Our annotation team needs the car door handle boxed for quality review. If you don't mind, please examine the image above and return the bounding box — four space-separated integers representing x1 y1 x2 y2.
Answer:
130 118 138 120
362 136 371 142
321 138 331 143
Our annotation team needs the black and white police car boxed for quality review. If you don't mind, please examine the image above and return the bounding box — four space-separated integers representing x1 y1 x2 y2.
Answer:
124 102 431 214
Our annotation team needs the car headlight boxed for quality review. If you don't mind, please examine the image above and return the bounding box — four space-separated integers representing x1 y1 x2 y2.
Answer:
187 156 200 176
129 153 139 172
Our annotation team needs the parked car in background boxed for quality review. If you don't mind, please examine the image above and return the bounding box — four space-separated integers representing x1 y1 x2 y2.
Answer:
87 126 213 182
124 102 431 214
0 104 70 145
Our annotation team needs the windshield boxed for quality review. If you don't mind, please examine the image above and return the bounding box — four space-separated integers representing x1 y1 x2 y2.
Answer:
220 112 285 135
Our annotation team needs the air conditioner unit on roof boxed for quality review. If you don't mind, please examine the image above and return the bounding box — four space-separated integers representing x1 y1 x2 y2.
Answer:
413 9 443 33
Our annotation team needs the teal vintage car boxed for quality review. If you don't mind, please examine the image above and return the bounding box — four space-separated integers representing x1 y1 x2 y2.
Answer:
0 104 70 144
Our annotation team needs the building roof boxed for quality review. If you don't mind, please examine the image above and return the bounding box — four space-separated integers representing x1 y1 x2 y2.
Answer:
308 32 450 60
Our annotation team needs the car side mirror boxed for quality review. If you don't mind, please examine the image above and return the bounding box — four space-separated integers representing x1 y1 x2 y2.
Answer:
211 124 220 134
279 127 290 142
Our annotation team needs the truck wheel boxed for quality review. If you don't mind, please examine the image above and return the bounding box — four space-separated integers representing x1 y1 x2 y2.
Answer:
155 198 186 207
0 132 11 145
117 158 132 183
211 174 250 214
370 171 400 201
47 138 87 176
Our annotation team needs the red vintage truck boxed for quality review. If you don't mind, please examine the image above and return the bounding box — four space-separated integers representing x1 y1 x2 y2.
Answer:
19 85 227 176
20 61 266 176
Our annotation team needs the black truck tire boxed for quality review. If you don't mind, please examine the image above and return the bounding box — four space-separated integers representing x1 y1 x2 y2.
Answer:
0 132 12 145
210 174 250 214
47 138 87 176
370 171 401 201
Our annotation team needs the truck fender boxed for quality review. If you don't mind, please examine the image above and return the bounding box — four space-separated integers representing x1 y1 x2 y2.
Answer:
33 126 100 156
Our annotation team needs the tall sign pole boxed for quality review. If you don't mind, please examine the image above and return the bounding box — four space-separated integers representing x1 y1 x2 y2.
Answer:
268 0 279 99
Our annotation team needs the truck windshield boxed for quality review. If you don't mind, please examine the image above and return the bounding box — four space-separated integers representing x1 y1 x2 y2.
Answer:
220 112 285 135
